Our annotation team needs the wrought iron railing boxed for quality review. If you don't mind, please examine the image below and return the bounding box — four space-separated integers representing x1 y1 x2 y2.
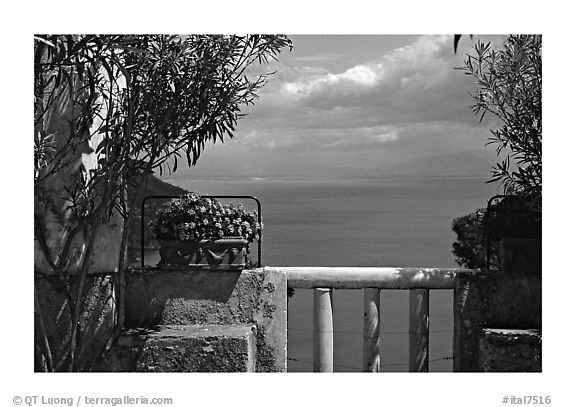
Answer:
140 195 262 268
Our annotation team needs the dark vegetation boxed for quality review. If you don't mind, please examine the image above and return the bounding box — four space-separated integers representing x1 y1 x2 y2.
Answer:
34 34 292 371
452 197 541 269
451 35 542 269
127 174 188 251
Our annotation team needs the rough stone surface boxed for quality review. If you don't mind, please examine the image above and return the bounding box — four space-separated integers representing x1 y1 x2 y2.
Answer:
126 269 261 326
453 270 541 372
95 325 256 372
479 329 542 372
34 273 115 371
122 267 287 372
254 269 287 372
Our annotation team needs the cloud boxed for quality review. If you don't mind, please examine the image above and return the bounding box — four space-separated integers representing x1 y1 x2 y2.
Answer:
289 53 348 63
321 127 399 150
277 35 456 106
177 35 508 179
236 125 400 152
234 115 493 155
240 35 506 146
248 35 487 128
281 62 381 98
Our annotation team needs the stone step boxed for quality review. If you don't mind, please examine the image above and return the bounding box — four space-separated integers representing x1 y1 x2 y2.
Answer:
95 324 257 372
479 328 542 372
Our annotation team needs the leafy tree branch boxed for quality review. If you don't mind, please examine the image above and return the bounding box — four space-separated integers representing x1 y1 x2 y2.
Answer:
34 34 292 371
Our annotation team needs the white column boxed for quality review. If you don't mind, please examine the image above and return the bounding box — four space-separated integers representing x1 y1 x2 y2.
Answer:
409 289 430 372
313 288 333 372
363 288 380 372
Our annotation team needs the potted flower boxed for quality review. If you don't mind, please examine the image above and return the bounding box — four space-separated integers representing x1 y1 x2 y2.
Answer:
149 193 261 269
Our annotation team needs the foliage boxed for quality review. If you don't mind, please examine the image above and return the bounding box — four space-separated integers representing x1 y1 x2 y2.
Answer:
453 34 473 54
486 196 541 240
34 34 291 371
459 35 542 210
452 197 541 270
452 35 542 269
34 34 292 218
451 208 489 269
149 194 262 243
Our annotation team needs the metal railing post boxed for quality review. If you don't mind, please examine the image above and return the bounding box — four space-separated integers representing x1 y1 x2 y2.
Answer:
363 288 380 372
313 288 333 372
409 288 430 372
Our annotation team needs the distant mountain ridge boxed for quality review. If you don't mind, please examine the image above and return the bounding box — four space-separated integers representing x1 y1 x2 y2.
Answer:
127 174 190 253
163 151 493 182
381 152 492 177
129 173 189 206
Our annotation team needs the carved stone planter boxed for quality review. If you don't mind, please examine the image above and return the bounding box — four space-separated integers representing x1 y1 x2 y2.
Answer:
158 237 249 269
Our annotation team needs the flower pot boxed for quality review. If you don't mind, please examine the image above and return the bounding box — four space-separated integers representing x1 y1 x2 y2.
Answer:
157 237 249 270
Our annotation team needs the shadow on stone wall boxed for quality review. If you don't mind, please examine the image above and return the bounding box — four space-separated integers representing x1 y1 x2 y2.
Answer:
99 267 287 372
453 270 541 372
34 273 116 372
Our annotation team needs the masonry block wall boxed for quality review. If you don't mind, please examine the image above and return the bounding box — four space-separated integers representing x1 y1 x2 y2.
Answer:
479 328 542 372
453 270 542 372
95 267 287 372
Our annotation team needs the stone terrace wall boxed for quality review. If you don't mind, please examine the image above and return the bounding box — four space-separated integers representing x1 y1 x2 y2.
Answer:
34 273 116 371
453 270 541 372
114 267 287 372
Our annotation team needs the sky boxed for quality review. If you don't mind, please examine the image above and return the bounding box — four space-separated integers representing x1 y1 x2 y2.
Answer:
163 34 507 182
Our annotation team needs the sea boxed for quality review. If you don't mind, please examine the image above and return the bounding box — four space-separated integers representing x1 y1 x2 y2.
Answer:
146 175 497 372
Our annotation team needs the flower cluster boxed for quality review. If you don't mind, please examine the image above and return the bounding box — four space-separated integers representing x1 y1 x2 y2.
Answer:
149 193 262 242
